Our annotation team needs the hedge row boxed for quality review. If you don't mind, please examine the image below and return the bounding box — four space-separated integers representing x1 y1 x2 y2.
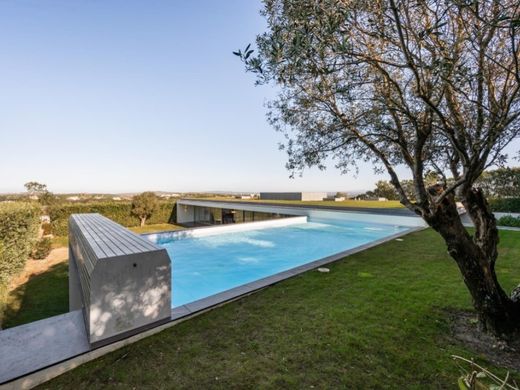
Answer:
0 202 41 287
488 198 520 213
48 201 177 236
497 215 520 228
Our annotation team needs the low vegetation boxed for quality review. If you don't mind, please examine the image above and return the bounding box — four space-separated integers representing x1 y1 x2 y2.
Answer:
3 229 515 388
31 238 52 260
48 200 177 236
489 198 520 214
498 215 520 229
0 202 40 323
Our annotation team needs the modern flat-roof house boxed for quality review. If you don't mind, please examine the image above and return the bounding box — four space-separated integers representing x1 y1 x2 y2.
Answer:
259 192 327 201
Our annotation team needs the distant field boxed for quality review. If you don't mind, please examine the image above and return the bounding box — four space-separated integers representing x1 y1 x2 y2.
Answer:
191 197 405 209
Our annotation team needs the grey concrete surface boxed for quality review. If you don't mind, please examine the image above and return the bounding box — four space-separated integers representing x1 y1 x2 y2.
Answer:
69 214 172 346
0 310 89 385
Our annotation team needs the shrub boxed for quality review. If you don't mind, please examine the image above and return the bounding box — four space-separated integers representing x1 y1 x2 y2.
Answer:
497 215 520 228
0 202 41 287
48 201 176 236
42 222 52 236
32 238 52 260
488 197 520 213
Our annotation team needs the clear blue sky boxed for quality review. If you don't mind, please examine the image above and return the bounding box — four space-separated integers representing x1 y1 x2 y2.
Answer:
0 1 518 194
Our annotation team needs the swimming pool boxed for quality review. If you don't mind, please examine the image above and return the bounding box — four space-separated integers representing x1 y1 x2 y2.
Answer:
147 218 410 307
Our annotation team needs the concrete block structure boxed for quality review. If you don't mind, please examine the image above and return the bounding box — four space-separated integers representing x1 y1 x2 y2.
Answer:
69 214 172 347
259 192 327 201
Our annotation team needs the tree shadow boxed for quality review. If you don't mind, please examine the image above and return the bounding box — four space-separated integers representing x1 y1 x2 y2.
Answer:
2 262 69 329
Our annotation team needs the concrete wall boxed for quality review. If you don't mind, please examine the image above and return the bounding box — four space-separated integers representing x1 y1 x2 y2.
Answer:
301 192 328 201
259 192 327 201
69 214 172 347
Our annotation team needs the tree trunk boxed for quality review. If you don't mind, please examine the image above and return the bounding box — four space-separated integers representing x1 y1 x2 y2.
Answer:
424 189 520 339
140 217 146 227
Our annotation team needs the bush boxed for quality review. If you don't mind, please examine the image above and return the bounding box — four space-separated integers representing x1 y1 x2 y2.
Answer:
0 202 41 287
488 198 520 213
41 222 52 236
48 201 176 236
497 215 520 228
32 238 52 260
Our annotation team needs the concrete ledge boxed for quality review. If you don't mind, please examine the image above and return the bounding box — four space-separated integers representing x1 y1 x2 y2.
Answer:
177 199 426 227
0 310 89 386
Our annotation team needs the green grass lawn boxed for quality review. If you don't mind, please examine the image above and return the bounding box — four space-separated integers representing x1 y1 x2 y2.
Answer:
29 228 519 389
2 262 69 328
194 197 405 209
128 223 184 234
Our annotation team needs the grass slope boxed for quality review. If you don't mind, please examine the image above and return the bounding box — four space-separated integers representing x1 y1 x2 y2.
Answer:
35 229 519 389
3 262 69 328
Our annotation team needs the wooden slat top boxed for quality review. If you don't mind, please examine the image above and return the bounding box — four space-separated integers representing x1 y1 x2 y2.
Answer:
70 214 162 259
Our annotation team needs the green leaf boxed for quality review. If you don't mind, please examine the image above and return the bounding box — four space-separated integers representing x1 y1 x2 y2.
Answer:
457 377 469 390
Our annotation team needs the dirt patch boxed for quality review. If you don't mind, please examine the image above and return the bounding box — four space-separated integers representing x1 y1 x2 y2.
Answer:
449 309 520 372
8 247 68 292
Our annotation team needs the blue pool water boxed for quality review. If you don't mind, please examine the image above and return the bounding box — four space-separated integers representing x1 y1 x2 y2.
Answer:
149 219 410 307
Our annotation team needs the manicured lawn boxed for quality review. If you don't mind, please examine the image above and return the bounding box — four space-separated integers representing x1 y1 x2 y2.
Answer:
2 261 69 328
33 229 518 388
193 197 405 209
128 223 184 234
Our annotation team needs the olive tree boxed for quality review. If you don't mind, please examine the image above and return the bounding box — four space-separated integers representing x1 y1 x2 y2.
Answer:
131 192 158 227
236 0 520 337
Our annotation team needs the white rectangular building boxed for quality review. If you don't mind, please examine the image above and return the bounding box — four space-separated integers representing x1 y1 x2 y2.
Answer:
259 192 327 201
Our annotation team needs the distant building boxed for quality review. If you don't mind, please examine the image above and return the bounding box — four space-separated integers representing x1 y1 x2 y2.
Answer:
67 196 81 201
158 193 180 199
235 194 256 200
259 192 327 201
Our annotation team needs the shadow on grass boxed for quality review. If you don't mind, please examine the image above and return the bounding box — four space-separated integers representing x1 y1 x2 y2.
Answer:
3 262 69 329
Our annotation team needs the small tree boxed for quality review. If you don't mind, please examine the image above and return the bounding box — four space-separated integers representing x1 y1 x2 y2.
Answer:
131 192 158 227
24 182 47 199
373 180 399 200
237 0 520 338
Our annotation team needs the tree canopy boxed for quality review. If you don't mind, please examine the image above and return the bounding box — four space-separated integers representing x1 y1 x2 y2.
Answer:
131 192 158 227
237 0 520 217
237 0 520 337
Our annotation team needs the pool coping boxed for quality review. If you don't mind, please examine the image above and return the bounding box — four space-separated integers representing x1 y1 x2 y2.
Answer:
1 225 424 389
